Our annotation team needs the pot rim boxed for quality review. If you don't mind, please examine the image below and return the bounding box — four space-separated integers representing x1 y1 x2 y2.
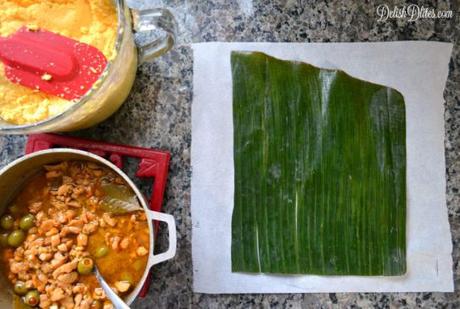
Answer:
0 148 170 305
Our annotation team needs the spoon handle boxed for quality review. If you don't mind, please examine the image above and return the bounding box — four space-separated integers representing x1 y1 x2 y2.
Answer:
94 267 130 309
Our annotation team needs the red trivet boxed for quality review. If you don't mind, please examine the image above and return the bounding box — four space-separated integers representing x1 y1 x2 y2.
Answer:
26 133 171 298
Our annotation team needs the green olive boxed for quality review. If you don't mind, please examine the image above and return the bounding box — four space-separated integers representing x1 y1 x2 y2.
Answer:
93 246 109 258
8 204 21 216
24 290 39 306
12 295 33 309
7 230 25 247
17 302 34 309
90 300 102 309
0 232 9 247
132 259 144 272
77 257 94 275
120 272 134 285
0 214 14 230
13 281 28 296
19 214 35 231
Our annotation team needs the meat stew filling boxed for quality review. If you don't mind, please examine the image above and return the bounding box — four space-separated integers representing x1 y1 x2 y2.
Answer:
0 160 150 309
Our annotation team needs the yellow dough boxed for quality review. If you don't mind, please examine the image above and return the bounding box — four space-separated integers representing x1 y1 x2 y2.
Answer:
0 0 118 124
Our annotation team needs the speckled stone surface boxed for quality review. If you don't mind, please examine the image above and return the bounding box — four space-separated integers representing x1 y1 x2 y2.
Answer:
0 0 459 308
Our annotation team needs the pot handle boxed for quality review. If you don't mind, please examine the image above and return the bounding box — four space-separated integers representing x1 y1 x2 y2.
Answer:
131 8 176 63
146 210 177 266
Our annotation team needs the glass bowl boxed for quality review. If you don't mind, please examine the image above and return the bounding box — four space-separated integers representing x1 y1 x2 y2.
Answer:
0 0 176 134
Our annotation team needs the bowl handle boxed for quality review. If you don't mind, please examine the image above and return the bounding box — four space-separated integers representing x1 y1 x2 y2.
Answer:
130 8 177 63
145 210 177 267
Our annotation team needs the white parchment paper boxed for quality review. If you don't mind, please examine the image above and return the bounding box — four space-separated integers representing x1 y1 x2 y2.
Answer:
191 42 454 293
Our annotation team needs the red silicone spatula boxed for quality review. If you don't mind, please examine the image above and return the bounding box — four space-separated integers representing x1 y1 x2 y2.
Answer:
0 26 107 101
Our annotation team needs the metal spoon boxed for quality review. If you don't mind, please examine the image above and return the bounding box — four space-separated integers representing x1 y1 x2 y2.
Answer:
93 183 140 309
94 265 130 309
91 183 140 309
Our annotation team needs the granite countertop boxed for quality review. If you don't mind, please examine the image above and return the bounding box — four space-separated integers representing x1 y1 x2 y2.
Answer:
0 0 459 308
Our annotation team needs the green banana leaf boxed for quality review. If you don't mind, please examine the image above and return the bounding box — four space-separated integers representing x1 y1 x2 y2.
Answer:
231 51 406 275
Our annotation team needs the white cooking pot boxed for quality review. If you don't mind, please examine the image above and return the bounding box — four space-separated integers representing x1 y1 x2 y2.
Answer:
0 149 177 306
